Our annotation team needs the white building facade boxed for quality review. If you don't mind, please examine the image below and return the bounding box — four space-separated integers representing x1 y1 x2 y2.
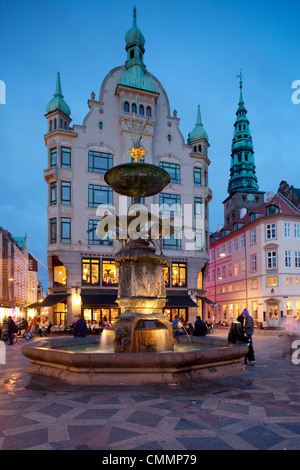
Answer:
42 9 212 327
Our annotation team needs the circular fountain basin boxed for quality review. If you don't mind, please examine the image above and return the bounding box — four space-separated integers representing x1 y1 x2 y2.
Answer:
104 163 170 199
22 336 249 385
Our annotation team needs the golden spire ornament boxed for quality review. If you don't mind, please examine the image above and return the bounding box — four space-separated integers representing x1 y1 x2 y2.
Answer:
128 146 147 163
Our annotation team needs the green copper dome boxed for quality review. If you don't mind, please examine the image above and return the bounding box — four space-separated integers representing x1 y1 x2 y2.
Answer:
120 7 155 93
46 72 71 117
125 6 145 48
188 105 209 143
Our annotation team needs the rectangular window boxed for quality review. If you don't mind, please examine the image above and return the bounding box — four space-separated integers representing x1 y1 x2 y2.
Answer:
102 259 118 286
50 182 57 205
61 181 71 205
267 277 277 287
294 223 300 239
227 241 232 253
194 167 202 186
228 263 232 277
82 258 100 285
159 193 181 216
61 218 71 243
159 162 180 184
88 184 113 207
195 229 203 251
161 230 181 250
88 151 113 173
284 222 291 238
50 148 57 167
241 234 245 248
50 218 57 244
267 251 277 269
250 229 256 244
266 223 276 239
234 261 239 276
61 147 71 169
171 262 187 287
88 220 113 245
295 251 300 268
251 279 258 289
242 258 246 274
285 250 291 268
234 238 238 251
194 197 202 218
250 254 257 272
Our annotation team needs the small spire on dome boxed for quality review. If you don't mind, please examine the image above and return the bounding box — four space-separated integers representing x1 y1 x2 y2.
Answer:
54 72 63 98
237 69 244 105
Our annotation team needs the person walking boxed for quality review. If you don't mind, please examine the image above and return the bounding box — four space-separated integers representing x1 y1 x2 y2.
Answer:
73 314 87 338
242 308 255 365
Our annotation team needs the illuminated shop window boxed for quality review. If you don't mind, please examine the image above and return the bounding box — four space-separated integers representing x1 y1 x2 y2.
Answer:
53 265 67 287
171 262 187 287
82 258 100 286
102 259 118 286
163 266 170 287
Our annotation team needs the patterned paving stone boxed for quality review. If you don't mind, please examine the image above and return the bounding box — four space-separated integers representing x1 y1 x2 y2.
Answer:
0 331 299 450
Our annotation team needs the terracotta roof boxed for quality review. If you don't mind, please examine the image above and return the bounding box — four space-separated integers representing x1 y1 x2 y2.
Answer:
211 192 300 241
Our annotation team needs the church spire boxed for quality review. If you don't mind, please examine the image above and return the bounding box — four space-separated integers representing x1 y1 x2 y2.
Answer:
227 74 259 196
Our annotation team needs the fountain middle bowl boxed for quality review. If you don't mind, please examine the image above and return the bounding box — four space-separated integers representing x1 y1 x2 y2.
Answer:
104 163 170 199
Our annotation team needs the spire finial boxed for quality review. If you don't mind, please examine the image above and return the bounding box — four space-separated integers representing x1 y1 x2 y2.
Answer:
237 68 243 89
54 71 63 98
133 6 137 25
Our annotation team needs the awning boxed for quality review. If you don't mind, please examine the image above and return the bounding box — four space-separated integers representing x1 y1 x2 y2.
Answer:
166 295 198 308
201 297 213 305
81 290 118 307
27 293 70 308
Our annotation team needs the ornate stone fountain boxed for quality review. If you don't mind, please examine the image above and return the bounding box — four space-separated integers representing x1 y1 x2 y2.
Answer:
103 142 174 353
22 118 249 385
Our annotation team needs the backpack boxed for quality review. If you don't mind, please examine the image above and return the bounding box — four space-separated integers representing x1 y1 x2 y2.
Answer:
228 321 247 344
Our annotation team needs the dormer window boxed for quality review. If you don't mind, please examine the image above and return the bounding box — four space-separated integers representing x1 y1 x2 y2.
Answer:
266 205 279 216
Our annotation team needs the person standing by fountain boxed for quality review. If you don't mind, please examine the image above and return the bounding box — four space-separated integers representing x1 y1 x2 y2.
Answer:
242 308 255 365
193 316 207 337
73 314 87 338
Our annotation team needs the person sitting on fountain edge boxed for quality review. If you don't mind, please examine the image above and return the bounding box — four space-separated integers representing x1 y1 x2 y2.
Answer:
193 316 208 336
73 314 87 338
172 315 186 336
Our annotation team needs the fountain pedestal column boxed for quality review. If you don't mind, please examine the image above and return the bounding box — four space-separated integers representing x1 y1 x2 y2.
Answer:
113 239 174 353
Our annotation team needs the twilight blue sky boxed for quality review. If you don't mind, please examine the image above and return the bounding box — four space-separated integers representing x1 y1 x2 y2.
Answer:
1 0 300 291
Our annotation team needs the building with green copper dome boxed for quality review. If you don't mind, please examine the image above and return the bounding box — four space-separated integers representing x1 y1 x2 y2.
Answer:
42 7 212 327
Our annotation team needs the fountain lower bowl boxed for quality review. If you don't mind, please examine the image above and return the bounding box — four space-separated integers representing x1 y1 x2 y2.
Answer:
22 336 248 385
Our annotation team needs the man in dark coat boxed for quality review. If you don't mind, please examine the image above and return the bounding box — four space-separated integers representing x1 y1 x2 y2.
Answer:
73 315 87 337
7 316 17 345
193 316 207 336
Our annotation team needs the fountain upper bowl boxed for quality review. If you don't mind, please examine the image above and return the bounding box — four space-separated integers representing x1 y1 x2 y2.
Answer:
104 163 170 198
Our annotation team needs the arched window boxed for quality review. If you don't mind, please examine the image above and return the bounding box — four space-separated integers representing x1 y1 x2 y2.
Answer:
132 103 137 114
64 121 67 129
130 49 134 59
99 121 103 130
146 106 151 117
54 118 57 130
167 134 171 142
124 101 129 113
139 105 144 115
193 145 197 152
60 118 63 128
49 120 52 132
198 144 202 152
